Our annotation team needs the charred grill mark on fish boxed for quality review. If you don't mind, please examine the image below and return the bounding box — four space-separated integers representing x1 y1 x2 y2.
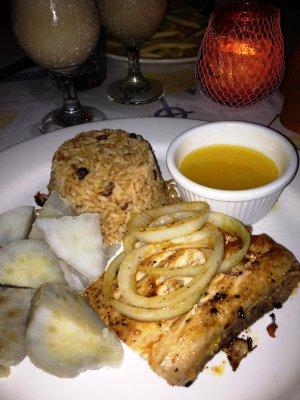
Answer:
85 234 300 386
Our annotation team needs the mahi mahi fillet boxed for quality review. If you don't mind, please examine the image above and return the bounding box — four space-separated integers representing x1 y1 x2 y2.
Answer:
85 234 300 386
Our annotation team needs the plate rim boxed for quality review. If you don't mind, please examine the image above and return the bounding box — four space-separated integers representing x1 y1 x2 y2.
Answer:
106 52 197 65
0 116 300 400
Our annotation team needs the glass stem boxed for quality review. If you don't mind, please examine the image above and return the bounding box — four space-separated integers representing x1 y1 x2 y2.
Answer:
123 46 149 91
56 73 90 125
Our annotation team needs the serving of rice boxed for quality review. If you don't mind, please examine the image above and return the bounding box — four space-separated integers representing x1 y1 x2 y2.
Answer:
48 129 169 245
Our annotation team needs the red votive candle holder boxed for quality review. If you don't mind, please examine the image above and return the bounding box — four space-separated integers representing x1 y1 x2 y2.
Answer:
195 2 285 108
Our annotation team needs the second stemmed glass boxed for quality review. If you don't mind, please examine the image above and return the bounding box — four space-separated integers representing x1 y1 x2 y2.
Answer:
98 0 167 104
11 0 106 134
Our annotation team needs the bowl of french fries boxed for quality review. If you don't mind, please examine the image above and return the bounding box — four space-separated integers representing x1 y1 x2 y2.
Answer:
105 0 210 92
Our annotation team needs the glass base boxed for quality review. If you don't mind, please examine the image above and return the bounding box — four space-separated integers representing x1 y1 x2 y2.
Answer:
39 106 106 134
107 78 164 105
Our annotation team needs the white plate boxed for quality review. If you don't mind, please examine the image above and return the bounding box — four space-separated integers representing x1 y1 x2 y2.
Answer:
0 117 300 400
106 52 197 66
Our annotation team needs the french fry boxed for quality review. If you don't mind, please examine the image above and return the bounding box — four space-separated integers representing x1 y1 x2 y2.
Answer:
166 15 202 29
151 30 181 39
142 41 198 52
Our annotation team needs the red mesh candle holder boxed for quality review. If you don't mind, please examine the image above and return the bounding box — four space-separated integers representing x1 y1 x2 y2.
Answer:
195 2 285 108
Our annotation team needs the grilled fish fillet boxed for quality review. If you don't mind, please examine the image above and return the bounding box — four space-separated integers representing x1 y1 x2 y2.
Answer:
85 234 300 386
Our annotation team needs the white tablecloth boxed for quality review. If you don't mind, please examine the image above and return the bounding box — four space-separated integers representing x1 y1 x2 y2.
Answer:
0 22 299 152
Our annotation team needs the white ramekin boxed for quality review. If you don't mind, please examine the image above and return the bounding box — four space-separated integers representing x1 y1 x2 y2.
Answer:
166 121 299 225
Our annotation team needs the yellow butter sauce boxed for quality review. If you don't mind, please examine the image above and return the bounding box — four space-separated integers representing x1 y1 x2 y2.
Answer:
179 144 279 190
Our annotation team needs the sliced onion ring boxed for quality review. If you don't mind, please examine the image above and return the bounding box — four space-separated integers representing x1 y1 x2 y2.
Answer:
110 297 197 322
207 212 251 272
104 250 201 320
127 201 210 243
117 229 224 310
103 252 125 298
122 234 137 254
104 203 251 322
138 264 204 277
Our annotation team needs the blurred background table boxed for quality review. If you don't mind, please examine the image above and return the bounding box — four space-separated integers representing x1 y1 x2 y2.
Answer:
0 0 299 152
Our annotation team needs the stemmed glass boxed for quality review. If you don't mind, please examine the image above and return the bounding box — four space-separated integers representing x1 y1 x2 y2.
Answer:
98 0 167 105
11 0 106 134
